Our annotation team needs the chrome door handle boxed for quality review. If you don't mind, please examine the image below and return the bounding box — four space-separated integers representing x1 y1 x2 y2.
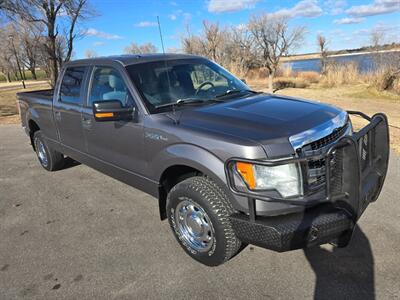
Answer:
54 111 61 121
82 116 92 128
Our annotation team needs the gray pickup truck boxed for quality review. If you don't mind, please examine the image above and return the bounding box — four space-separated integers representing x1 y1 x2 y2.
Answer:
17 54 389 266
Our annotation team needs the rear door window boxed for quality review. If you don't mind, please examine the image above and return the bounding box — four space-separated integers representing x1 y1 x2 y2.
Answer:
59 66 87 105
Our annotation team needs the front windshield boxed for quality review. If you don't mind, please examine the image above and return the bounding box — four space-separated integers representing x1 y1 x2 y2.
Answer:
126 58 249 113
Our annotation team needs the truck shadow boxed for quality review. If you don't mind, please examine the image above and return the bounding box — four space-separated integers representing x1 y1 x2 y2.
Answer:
304 226 374 300
62 157 81 170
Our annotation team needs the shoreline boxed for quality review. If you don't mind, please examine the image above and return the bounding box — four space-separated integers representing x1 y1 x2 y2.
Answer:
281 48 400 62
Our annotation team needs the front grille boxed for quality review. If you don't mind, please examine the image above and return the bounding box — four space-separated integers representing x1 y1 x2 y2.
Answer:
302 124 348 193
308 124 348 150
307 158 326 191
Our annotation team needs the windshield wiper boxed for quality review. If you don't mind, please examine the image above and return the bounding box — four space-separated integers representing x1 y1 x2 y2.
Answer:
215 89 261 99
155 98 224 109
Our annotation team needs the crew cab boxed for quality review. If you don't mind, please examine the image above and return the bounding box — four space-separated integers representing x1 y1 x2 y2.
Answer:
17 54 389 266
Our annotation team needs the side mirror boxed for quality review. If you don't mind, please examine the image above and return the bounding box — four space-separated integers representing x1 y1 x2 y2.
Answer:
92 100 134 122
241 79 247 84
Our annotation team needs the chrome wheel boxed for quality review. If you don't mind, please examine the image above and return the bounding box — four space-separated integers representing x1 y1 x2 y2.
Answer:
37 140 48 167
175 198 214 252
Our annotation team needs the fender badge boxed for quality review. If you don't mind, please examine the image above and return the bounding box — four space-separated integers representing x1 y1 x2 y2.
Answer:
145 132 168 141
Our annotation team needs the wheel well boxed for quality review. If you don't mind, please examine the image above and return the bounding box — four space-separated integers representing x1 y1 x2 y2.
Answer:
158 165 203 220
28 120 40 150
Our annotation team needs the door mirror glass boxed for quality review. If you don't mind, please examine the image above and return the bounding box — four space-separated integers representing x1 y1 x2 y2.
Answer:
92 100 133 122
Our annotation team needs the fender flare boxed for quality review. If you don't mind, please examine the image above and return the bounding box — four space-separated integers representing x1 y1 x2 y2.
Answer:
25 108 41 149
26 108 41 129
154 143 227 185
152 143 238 219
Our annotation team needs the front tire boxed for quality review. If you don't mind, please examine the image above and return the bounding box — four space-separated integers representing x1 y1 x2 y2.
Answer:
166 176 242 266
33 131 65 171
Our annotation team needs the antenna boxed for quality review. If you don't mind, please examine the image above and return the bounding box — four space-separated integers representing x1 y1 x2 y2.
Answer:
156 16 175 119
157 16 166 54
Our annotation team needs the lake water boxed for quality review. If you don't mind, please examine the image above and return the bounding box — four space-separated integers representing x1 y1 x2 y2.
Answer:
283 52 399 73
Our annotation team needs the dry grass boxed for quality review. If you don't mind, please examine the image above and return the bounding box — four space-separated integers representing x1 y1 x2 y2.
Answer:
394 78 400 94
271 65 319 90
251 60 400 95
364 66 399 92
245 67 268 80
273 77 309 90
276 64 293 78
296 71 320 84
320 62 360 87
0 83 50 117
0 115 21 124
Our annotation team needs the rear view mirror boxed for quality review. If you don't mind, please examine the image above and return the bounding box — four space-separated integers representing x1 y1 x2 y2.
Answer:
92 100 134 122
241 79 247 84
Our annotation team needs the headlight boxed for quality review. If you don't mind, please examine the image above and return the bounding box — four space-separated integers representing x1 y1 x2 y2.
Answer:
235 162 303 198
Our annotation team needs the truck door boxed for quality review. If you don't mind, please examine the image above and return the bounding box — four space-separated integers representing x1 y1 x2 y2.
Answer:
81 65 146 175
54 66 89 155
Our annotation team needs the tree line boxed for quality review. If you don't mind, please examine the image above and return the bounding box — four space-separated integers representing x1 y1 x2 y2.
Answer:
127 15 307 93
181 15 306 92
0 0 92 86
0 2 306 92
3 2 395 93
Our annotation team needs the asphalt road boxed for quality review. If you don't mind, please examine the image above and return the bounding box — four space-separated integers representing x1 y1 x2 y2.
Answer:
1 124 399 300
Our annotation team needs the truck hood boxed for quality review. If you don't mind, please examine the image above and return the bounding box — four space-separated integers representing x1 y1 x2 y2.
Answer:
178 94 347 157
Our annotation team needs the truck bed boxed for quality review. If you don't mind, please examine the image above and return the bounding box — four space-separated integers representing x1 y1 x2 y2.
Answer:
17 88 58 142
17 89 54 101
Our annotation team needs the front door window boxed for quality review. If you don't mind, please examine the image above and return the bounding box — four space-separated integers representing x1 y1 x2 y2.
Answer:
88 67 134 108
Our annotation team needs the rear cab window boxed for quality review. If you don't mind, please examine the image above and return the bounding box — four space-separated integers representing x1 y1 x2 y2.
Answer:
59 66 88 105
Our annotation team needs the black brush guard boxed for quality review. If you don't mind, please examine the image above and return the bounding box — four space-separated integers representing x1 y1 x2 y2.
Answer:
225 112 389 251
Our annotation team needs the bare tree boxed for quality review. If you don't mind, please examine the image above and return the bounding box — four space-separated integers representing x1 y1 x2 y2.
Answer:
317 34 328 74
0 21 45 82
84 49 97 58
0 23 27 86
248 14 306 93
369 29 399 91
227 25 258 76
181 21 230 67
1 0 93 86
19 21 44 80
64 0 92 62
123 42 157 54
0 24 17 82
370 28 385 51
200 21 226 64
181 24 204 56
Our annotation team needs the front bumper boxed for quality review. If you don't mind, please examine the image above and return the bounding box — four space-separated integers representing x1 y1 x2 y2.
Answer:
231 204 352 251
226 112 389 251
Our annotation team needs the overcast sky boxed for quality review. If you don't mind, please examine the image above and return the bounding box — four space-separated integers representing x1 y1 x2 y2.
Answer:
74 0 400 58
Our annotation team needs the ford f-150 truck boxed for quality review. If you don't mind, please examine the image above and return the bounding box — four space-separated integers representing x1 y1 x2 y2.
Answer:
17 54 389 266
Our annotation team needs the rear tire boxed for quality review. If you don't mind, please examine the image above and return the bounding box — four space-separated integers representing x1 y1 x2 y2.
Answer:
33 131 65 171
166 176 242 266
